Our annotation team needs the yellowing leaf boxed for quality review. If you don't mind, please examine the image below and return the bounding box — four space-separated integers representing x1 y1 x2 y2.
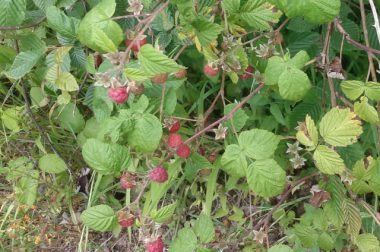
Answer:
354 97 380 124
296 114 318 150
319 108 362 147
341 80 365 101
313 145 345 175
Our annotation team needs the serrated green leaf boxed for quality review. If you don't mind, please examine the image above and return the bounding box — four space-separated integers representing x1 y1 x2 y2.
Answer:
268 244 294 252
240 3 282 31
365 82 380 101
14 170 39 206
55 72 79 91
288 50 310 69
278 67 311 101
127 113 162 153
169 227 198 252
81 204 116 232
296 114 318 150
191 17 222 47
319 108 363 147
0 0 26 26
354 97 380 124
294 223 318 247
39 154 67 174
6 51 42 80
55 102 85 133
193 214 215 243
223 104 248 132
318 232 335 251
85 86 114 122
341 80 365 101
313 145 345 175
343 199 362 239
150 203 176 223
222 0 240 13
82 138 130 175
238 129 280 160
246 159 286 197
46 6 79 39
264 56 287 85
355 233 380 252
138 44 185 75
221 144 247 178
303 0 340 24
78 0 123 53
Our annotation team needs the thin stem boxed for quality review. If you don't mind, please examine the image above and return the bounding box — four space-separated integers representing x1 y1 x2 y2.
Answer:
322 23 337 107
0 17 45 31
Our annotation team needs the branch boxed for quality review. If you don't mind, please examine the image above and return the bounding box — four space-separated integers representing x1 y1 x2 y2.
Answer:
184 83 265 145
369 0 380 44
334 19 380 55
117 1 170 72
0 17 46 31
20 81 74 179
253 172 319 231
360 0 378 82
322 22 337 107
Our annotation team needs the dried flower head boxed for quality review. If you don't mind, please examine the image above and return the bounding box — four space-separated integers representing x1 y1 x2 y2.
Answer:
127 0 144 16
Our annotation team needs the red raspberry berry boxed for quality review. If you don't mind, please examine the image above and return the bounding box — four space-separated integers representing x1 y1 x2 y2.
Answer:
120 172 136 189
169 120 181 133
148 166 168 183
151 73 168 84
239 65 254 80
174 69 187 79
146 238 164 252
203 64 219 77
167 133 183 149
125 36 147 52
176 144 191 158
118 212 135 228
108 87 129 104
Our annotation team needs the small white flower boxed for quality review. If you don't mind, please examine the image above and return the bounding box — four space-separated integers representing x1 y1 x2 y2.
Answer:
286 142 302 155
127 0 144 16
290 155 307 169
212 124 228 140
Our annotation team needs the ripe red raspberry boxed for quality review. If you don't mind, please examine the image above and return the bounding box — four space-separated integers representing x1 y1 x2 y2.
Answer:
146 238 164 252
118 212 135 228
203 64 219 77
169 120 181 133
125 36 147 52
151 73 168 84
174 69 187 79
120 172 136 189
176 144 191 158
108 87 129 104
167 133 183 149
148 166 168 183
239 65 254 80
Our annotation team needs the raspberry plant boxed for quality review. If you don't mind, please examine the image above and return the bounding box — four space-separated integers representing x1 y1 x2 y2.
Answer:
2 0 380 251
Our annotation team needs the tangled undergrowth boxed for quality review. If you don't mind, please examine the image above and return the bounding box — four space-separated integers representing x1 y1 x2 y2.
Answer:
2 0 380 251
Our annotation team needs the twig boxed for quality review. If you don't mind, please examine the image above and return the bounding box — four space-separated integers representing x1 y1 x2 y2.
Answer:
117 1 170 72
334 19 380 55
322 22 337 107
369 0 380 43
20 81 74 178
253 172 319 231
203 71 226 125
242 19 289 45
0 16 46 31
159 83 166 122
184 83 265 144
368 0 380 155
360 0 378 82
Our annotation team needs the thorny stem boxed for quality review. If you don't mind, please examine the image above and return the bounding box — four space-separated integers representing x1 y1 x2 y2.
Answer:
253 172 319 231
322 22 337 107
0 17 46 31
20 81 74 179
